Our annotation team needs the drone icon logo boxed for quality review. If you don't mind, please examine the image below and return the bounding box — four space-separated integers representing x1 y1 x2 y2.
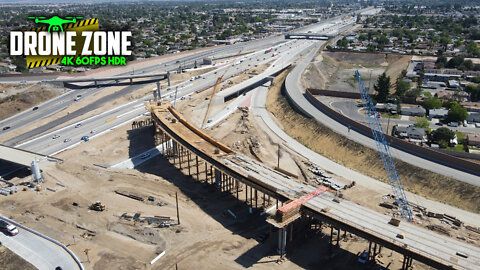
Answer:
28 16 84 33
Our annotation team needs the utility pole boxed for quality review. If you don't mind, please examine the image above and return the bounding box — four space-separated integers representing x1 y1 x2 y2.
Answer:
386 113 391 136
277 144 281 168
176 192 180 225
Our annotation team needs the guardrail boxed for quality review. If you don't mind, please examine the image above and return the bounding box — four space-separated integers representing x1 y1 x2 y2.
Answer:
0 216 84 270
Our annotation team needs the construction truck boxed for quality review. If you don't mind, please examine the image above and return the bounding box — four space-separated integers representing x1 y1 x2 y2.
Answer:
90 201 105 211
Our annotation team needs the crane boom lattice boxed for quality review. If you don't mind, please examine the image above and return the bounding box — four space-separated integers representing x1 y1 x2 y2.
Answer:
355 70 413 221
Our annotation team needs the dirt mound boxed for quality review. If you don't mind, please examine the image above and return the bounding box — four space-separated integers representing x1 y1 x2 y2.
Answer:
303 52 411 93
326 51 387 65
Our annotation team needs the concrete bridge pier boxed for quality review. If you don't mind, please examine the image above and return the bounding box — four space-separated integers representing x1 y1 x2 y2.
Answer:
402 254 413 270
156 81 161 100
167 72 171 86
277 227 287 256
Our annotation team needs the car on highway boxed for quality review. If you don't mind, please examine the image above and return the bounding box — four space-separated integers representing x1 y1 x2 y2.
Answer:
90 130 96 134
81 136 89 142
63 138 71 143
2 126 10 130
32 106 39 111
52 134 60 139
0 221 19 236
74 97 81 101
75 123 82 128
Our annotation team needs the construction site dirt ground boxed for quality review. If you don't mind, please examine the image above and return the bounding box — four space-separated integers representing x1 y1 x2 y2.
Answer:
303 51 411 93
0 55 477 269
0 121 427 270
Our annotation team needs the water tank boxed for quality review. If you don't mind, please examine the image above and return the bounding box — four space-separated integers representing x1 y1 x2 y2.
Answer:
31 160 42 182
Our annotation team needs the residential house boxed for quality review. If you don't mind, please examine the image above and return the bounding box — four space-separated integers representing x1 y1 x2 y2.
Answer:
393 125 426 141
467 112 480 123
375 103 398 113
400 106 426 117
429 108 449 118
466 134 480 147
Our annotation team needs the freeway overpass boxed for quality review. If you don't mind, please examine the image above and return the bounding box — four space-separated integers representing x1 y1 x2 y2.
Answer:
56 72 171 88
285 33 332 40
149 101 480 270
212 63 291 105
0 144 62 167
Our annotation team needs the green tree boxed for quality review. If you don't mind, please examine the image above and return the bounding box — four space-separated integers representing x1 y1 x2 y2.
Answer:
404 88 422 98
447 102 468 122
436 56 447 68
431 127 455 145
336 37 348 50
459 59 474 71
446 56 464 69
423 97 442 112
395 80 410 98
466 41 480 56
465 84 480 101
374 72 391 103
414 117 430 129
12 56 26 73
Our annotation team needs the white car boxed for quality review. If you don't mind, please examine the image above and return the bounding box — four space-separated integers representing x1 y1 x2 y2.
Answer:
52 134 60 139
0 221 18 236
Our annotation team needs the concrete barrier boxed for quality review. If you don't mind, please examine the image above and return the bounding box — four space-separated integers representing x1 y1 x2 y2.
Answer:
303 89 480 176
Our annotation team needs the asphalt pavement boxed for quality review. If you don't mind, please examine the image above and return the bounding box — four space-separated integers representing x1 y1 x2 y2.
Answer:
0 217 80 270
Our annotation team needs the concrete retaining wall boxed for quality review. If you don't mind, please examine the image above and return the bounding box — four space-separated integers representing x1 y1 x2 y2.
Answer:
306 88 361 99
303 89 480 175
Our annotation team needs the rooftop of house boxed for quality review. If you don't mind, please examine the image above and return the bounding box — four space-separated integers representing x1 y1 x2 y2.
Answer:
395 125 426 138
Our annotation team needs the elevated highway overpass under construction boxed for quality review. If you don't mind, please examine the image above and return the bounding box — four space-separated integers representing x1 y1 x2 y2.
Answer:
148 101 480 270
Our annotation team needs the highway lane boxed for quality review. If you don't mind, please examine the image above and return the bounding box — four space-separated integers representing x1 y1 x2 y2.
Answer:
0 35 287 138
283 37 480 185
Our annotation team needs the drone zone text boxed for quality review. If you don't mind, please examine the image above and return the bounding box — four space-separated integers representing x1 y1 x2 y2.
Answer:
10 31 132 66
